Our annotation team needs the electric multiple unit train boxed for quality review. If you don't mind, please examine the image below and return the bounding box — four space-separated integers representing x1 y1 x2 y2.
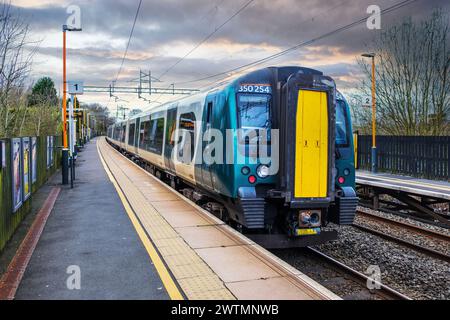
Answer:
107 66 358 247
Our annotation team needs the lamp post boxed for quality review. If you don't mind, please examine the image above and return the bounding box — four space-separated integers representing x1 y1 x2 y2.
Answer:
361 52 377 173
62 24 82 185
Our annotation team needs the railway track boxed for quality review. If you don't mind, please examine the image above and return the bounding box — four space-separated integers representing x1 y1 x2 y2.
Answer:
272 247 412 300
359 201 450 229
354 210 450 263
305 247 412 300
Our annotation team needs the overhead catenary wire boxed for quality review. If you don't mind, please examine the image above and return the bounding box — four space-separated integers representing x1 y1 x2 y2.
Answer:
150 0 255 106
173 0 420 88
120 0 420 113
113 0 143 84
156 0 256 81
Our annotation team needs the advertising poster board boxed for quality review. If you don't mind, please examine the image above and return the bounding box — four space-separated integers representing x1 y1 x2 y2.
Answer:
12 138 23 212
22 137 31 201
47 136 54 168
31 137 37 183
50 136 54 166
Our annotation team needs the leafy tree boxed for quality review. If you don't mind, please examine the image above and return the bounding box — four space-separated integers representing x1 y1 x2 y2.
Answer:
356 10 449 136
28 77 58 106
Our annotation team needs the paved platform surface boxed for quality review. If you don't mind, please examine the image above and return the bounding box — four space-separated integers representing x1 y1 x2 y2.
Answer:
11 137 339 300
100 138 339 300
15 138 169 300
356 171 450 200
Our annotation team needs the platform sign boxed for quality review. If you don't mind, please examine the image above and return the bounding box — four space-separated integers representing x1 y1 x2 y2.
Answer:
362 95 372 108
12 138 23 212
68 81 84 95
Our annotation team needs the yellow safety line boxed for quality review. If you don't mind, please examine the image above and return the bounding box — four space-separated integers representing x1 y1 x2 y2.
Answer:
357 173 450 192
97 141 184 300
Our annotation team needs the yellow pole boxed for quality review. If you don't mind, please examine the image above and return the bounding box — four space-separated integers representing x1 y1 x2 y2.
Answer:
371 56 376 149
62 29 67 148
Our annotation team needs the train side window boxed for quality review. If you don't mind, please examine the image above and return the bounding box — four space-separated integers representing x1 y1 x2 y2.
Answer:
128 123 136 146
121 125 126 142
178 112 196 163
336 100 349 147
139 121 150 149
206 102 213 124
148 117 164 155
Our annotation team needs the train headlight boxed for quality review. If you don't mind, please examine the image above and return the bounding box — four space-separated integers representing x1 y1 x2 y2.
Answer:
299 211 311 225
343 168 350 176
310 212 321 225
256 165 270 179
299 210 321 227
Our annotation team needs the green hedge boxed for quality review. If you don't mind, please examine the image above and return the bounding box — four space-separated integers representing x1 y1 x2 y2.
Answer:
0 136 61 252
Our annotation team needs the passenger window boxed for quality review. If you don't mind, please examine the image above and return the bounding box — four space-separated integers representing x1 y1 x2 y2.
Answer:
121 125 126 142
139 121 150 149
178 112 196 163
206 102 213 124
148 117 164 154
128 123 135 146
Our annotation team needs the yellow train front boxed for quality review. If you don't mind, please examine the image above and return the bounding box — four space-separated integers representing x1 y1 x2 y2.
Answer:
107 66 358 248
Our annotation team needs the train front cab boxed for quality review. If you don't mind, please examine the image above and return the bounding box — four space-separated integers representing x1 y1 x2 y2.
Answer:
277 72 336 241
276 72 357 245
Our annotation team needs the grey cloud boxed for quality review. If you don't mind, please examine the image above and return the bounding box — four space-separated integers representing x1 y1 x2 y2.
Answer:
14 0 450 92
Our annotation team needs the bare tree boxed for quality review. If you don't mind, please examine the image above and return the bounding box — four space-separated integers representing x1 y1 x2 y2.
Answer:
0 1 36 137
356 10 450 136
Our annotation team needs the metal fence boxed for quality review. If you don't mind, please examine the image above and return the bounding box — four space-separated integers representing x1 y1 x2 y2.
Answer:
357 135 449 181
0 136 61 252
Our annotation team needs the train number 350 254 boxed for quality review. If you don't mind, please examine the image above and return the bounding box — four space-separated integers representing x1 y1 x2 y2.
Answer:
238 84 272 94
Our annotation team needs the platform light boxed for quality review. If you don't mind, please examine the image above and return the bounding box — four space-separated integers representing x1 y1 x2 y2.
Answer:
61 24 82 186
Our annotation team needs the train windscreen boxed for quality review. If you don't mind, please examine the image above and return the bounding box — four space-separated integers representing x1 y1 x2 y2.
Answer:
336 100 349 147
237 94 271 130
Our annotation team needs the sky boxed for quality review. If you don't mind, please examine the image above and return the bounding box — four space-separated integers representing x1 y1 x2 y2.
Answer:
9 0 449 116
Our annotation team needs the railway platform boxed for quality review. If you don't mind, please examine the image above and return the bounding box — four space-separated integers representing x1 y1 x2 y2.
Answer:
356 171 450 225
356 171 450 200
0 137 339 300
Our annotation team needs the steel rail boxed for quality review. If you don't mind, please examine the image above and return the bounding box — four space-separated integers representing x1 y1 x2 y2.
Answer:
356 211 450 241
306 247 412 300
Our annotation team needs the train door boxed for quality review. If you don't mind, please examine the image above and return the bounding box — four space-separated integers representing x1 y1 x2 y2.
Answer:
294 90 328 198
164 107 177 173
134 118 140 153
279 72 335 209
200 95 216 191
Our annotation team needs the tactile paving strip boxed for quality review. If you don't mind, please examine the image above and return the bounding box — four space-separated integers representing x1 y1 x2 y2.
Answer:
98 139 235 300
98 138 340 300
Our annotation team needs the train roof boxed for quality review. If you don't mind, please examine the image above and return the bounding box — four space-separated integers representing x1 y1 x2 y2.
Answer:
113 66 339 126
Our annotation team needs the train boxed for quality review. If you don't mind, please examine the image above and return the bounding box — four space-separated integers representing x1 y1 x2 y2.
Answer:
107 66 358 247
